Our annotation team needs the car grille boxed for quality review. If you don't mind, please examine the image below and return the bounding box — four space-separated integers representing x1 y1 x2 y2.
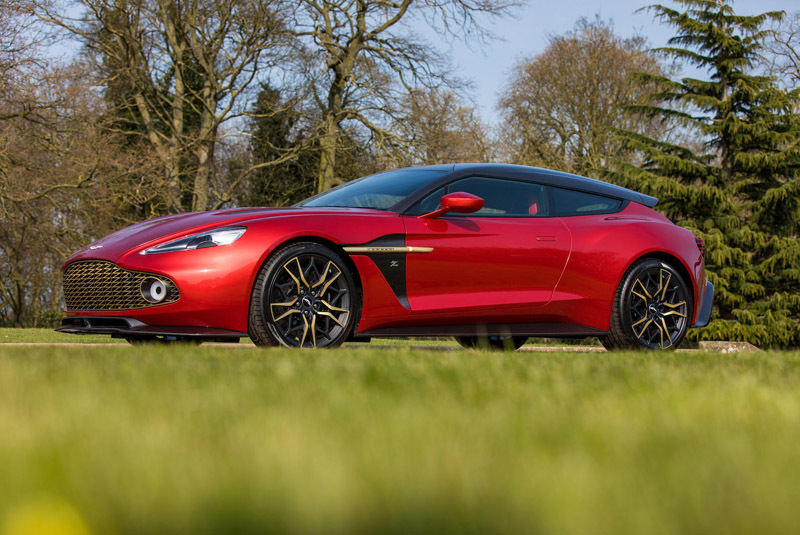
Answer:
62 260 180 311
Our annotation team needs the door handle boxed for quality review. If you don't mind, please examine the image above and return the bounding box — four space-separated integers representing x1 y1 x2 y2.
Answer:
536 236 556 241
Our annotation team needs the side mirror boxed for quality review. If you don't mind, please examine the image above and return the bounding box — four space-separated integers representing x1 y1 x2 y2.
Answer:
419 192 484 219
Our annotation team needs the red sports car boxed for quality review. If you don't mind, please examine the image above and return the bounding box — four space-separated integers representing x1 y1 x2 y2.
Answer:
57 164 713 350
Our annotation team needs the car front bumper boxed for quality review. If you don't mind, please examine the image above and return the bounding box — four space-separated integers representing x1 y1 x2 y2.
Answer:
57 316 247 341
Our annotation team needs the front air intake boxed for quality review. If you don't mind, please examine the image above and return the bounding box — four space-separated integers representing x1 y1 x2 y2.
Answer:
62 260 180 311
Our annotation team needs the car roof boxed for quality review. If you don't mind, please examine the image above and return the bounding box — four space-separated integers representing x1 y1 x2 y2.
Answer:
408 163 658 208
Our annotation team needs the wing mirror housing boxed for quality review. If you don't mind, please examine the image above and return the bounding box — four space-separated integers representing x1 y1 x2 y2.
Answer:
419 192 484 219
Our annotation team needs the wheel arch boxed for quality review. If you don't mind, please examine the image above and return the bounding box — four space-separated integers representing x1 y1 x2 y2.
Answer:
247 234 364 328
625 251 696 316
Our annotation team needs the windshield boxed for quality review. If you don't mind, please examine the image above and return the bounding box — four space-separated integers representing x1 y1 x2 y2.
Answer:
297 168 448 211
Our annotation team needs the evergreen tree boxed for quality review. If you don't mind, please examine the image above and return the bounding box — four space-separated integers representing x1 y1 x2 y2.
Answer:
246 84 383 207
247 84 317 207
601 0 800 347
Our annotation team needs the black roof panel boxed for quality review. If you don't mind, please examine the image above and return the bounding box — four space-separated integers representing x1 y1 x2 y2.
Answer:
445 163 658 207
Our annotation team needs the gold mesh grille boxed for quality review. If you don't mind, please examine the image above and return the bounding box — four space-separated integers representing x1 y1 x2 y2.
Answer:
63 260 180 311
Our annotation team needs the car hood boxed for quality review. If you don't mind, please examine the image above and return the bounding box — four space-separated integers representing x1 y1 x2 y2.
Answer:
65 206 383 264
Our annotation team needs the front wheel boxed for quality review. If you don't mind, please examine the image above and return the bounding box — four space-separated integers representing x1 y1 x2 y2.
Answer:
249 242 360 348
602 259 692 351
454 335 528 351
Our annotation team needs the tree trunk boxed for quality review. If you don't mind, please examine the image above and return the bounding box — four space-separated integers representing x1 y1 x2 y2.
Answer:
193 144 211 212
317 116 339 193
192 83 218 212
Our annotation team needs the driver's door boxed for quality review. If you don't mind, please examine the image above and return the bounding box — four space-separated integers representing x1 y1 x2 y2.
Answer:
402 176 571 314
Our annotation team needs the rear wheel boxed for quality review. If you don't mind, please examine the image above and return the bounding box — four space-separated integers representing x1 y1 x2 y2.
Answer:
602 259 692 351
454 335 528 351
249 242 359 348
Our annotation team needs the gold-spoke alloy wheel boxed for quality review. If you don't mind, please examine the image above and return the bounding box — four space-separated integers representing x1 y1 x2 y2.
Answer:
627 266 688 349
266 251 353 348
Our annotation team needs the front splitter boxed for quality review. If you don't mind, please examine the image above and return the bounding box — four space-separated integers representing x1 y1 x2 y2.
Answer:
57 316 247 341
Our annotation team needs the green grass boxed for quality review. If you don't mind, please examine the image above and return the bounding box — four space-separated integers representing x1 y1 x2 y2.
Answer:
1 328 599 348
0 327 128 344
0 328 464 347
1 345 799 534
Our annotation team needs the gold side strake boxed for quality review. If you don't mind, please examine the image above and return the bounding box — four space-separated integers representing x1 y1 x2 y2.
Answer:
342 246 433 254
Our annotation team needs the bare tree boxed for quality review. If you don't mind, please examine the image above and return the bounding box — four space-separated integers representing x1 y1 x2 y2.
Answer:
35 0 290 213
761 10 800 89
291 0 519 193
0 61 148 326
0 0 52 123
395 88 492 164
497 17 671 176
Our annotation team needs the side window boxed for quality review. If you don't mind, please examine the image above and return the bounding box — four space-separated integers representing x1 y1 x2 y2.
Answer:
406 177 549 217
549 187 623 216
408 186 446 216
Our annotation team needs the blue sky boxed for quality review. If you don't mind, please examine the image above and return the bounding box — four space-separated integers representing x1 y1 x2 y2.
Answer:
431 0 794 123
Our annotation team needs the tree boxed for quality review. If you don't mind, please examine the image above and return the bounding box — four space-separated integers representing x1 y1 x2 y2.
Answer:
760 10 800 89
235 82 384 208
601 0 800 347
497 17 671 176
291 0 518 193
36 0 289 213
244 83 317 207
1 60 146 327
396 88 492 165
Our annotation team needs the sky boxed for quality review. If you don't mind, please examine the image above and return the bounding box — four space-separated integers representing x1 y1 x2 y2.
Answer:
428 0 794 124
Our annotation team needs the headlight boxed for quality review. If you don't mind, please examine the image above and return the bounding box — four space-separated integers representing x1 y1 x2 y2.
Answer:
141 226 246 255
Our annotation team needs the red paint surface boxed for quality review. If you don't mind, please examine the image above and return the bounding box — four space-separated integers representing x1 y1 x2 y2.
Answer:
63 201 707 334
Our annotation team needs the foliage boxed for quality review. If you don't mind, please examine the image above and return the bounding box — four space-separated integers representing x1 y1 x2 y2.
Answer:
395 88 493 165
244 84 318 207
242 83 384 207
39 0 290 213
760 10 800 90
601 0 800 347
497 17 673 175
291 0 517 192
0 14 141 327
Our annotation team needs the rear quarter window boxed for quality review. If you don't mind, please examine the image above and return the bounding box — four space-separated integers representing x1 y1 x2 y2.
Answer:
550 187 624 216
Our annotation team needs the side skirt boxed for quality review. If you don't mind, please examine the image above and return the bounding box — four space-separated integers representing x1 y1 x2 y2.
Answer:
359 322 608 338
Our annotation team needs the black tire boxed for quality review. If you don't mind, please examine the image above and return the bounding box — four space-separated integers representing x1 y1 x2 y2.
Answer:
602 258 693 351
249 242 360 348
454 335 528 351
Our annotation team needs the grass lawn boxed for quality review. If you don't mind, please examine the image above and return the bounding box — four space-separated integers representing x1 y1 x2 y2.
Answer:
0 328 602 347
0 328 464 347
0 328 128 344
1 343 798 534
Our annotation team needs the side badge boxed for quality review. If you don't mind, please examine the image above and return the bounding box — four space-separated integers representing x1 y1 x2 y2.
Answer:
390 260 399 267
